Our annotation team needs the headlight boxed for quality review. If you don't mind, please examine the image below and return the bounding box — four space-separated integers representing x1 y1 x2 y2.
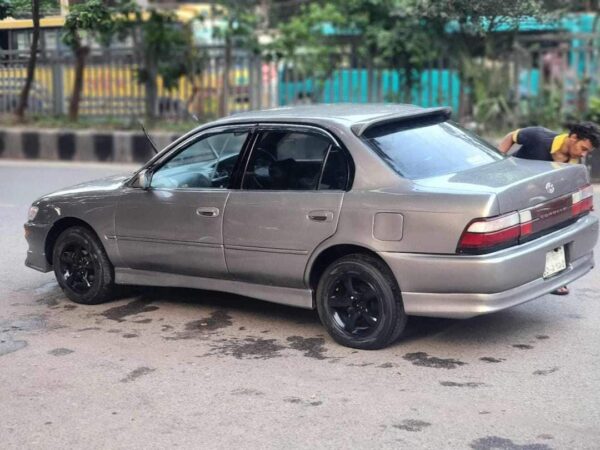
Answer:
27 206 39 221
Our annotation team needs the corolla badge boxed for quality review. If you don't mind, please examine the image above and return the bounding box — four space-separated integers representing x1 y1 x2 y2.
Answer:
545 182 555 194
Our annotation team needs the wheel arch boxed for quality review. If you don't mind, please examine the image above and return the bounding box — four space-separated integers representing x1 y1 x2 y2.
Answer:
307 244 396 292
44 217 102 266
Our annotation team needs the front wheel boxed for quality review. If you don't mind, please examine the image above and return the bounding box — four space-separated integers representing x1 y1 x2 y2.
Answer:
316 254 406 350
52 226 115 305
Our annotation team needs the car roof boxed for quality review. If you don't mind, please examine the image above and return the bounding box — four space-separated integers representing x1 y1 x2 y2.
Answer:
208 103 451 136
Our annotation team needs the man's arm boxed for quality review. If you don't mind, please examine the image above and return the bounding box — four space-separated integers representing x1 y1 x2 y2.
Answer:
498 131 517 154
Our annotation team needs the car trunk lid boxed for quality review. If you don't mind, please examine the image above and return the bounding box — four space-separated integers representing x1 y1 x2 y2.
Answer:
414 157 589 213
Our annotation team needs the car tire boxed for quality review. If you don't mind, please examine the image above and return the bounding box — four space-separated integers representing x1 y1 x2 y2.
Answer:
52 226 115 305
316 254 407 350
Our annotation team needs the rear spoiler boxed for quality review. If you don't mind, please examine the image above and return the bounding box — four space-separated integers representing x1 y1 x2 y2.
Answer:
351 106 452 137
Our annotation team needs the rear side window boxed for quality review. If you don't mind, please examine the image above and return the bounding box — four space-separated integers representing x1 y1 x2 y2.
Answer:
363 119 504 179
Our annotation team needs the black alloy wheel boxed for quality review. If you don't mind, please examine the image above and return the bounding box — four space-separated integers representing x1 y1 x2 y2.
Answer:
53 226 116 305
326 273 382 338
58 243 96 294
316 254 407 350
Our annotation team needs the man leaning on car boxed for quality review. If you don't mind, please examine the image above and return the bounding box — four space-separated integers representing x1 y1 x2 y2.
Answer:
498 120 600 296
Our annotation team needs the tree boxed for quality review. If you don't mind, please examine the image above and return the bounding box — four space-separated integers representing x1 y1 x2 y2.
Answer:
5 0 58 121
15 0 40 122
211 1 260 116
62 0 124 121
270 0 443 103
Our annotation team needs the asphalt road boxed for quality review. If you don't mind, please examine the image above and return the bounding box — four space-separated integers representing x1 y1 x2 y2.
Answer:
1 160 599 449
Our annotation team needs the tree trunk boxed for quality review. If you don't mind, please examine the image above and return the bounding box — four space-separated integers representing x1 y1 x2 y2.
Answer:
69 41 89 122
15 0 41 121
219 34 232 117
144 54 158 121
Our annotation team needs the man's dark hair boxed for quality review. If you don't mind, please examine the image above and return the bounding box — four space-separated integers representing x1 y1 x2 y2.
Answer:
566 121 600 149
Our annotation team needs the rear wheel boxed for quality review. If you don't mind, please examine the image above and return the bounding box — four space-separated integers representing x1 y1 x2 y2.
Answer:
316 254 406 350
52 226 115 305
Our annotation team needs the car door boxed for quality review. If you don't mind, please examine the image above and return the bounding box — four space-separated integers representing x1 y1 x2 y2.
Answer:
115 126 253 278
223 125 351 288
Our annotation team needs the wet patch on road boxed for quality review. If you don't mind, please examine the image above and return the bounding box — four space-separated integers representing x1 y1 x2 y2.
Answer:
205 337 285 360
393 420 431 432
107 329 122 333
120 366 155 383
535 335 549 340
286 336 328 360
63 304 77 310
536 435 553 440
101 299 159 322
1 316 46 333
346 362 373 367
48 348 74 356
165 310 232 340
0 338 28 357
533 367 559 376
34 282 63 307
77 327 101 332
231 388 265 396
283 397 322 406
440 381 485 388
480 357 505 363
403 352 466 369
133 319 152 324
122 333 138 339
378 362 394 368
512 344 534 350
470 436 552 450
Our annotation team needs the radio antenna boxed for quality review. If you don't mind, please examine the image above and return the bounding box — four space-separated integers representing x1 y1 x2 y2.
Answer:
138 120 159 155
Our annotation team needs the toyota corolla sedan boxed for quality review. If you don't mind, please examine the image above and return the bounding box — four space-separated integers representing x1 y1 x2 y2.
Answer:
25 104 598 349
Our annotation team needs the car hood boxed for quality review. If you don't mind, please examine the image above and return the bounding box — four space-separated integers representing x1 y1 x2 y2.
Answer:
412 157 589 213
37 174 130 203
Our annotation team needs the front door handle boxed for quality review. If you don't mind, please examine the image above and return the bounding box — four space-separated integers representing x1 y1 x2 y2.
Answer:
308 210 334 222
196 207 220 217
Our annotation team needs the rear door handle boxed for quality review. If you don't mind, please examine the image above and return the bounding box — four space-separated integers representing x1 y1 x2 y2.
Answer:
196 207 220 217
308 210 334 222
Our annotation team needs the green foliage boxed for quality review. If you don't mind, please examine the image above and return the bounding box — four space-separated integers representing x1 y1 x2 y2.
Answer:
585 97 600 123
519 88 563 129
211 0 260 51
4 0 59 18
0 0 11 20
62 0 117 49
136 9 192 90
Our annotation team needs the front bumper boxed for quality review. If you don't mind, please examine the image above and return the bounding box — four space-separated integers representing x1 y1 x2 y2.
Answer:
380 214 598 319
24 222 52 272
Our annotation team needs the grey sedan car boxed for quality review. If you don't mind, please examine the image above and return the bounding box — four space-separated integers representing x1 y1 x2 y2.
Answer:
25 104 598 349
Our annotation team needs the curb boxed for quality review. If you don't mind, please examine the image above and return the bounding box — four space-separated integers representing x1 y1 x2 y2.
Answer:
0 128 181 163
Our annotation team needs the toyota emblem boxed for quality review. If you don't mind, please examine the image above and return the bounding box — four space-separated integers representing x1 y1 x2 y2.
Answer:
545 182 555 194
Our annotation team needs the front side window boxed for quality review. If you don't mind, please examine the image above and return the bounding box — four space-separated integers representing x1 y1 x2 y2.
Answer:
151 131 248 189
364 119 504 180
242 130 333 191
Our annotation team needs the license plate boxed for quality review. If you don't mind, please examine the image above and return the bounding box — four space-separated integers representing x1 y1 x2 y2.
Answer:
543 246 566 278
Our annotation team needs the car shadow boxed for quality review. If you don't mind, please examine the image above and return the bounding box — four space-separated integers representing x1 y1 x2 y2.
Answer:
129 285 320 326
396 305 555 347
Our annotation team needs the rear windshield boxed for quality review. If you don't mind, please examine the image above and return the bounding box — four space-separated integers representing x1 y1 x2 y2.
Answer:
363 118 504 179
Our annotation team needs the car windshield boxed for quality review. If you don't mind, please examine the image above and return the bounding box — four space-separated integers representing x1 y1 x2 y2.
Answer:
363 118 504 179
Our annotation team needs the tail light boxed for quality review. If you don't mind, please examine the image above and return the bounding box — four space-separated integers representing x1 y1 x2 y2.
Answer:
572 184 594 216
458 185 593 255
457 212 521 254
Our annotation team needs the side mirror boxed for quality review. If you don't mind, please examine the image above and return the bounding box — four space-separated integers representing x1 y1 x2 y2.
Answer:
137 169 152 190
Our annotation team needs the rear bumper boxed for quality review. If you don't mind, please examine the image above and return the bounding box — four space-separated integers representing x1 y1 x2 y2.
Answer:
380 214 598 319
24 222 52 273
